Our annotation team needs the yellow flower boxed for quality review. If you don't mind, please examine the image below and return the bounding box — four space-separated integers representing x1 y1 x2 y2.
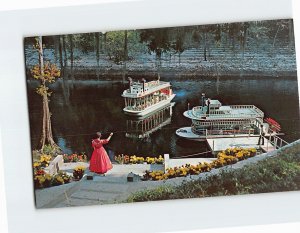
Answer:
33 162 41 167
74 165 85 172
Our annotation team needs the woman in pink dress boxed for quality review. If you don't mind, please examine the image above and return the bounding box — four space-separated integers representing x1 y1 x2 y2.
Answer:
89 132 113 175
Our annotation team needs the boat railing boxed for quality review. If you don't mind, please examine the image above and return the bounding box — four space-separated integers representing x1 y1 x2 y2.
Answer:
189 104 264 119
123 82 170 98
191 128 255 137
191 111 261 119
230 105 264 115
206 129 255 136
265 134 289 150
229 105 255 109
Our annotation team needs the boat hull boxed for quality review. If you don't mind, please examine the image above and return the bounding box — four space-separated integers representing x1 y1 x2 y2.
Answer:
176 126 258 141
176 127 206 141
123 94 176 116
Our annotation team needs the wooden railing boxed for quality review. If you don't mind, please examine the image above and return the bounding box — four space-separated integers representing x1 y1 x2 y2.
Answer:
265 134 289 150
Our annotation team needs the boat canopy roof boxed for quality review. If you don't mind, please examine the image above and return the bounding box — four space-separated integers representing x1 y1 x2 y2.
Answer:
209 100 222 108
184 104 264 121
122 81 171 98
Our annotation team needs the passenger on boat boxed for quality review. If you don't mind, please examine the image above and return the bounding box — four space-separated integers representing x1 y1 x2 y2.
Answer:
258 124 265 145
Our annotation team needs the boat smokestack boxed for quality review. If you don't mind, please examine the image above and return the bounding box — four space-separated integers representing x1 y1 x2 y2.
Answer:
201 93 206 107
128 77 132 87
142 78 146 92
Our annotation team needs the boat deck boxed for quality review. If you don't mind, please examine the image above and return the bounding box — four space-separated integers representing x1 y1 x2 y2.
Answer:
122 81 170 98
206 136 276 154
176 127 255 140
184 105 264 120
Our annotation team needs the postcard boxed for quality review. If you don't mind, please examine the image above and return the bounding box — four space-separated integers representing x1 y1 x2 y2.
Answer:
23 18 300 209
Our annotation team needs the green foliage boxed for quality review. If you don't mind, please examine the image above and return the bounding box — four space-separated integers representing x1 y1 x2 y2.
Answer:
140 28 171 58
73 33 95 53
31 63 60 83
106 31 127 63
127 143 300 202
127 185 175 203
42 144 61 156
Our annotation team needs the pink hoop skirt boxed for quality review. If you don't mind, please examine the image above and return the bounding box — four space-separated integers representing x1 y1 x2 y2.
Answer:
89 139 113 174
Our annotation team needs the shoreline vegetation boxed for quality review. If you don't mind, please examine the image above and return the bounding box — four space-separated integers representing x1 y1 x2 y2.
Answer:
25 19 296 82
26 68 297 81
126 140 300 203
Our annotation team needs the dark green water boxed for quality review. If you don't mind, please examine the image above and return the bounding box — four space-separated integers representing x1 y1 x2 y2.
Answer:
26 76 300 159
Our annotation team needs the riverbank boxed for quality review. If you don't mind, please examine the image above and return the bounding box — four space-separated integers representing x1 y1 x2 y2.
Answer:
35 158 214 208
35 140 300 208
26 66 297 81
127 139 300 202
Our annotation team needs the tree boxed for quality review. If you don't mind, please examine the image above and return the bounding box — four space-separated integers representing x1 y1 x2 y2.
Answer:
62 35 67 67
94 32 101 80
140 28 171 75
105 30 131 82
191 24 216 61
171 28 185 65
31 36 61 150
272 20 289 47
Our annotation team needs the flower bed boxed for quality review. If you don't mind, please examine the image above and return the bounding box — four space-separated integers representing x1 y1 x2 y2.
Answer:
33 154 52 170
73 165 86 180
143 148 257 181
63 153 87 162
33 153 86 189
34 171 72 189
114 154 164 164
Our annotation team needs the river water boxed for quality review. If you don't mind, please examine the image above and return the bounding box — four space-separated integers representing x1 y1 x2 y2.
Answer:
26 76 300 159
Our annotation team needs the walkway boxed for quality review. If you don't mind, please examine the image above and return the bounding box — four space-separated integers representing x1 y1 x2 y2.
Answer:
206 136 276 154
37 164 165 208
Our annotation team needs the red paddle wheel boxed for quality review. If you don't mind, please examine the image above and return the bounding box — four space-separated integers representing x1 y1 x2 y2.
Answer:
264 118 281 132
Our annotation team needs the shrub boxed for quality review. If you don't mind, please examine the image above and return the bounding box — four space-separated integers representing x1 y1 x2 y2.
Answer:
42 144 61 156
127 185 175 202
73 166 86 180
114 154 164 164
143 148 256 181
63 153 87 163
34 174 52 189
128 143 300 202
34 171 72 189
52 174 65 186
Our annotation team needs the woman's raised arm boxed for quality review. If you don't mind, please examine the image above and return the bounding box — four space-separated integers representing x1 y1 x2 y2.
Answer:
107 132 113 141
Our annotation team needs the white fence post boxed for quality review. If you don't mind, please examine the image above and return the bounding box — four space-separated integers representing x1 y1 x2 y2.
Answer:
164 154 170 172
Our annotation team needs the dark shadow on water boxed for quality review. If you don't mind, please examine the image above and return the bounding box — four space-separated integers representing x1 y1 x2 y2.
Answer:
26 75 300 158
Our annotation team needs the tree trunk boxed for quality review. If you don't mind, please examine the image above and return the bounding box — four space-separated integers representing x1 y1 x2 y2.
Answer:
123 30 128 84
272 25 280 48
58 36 64 70
37 36 57 150
62 35 67 67
103 33 107 55
68 35 75 87
95 32 100 81
288 19 294 50
40 93 56 150
204 32 207 61
156 53 162 76
53 36 60 65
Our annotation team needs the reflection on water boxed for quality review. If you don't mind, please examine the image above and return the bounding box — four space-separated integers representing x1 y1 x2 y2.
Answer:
125 103 174 140
26 76 300 158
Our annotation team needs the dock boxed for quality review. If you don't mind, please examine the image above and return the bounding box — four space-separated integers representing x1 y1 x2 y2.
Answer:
206 136 277 154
